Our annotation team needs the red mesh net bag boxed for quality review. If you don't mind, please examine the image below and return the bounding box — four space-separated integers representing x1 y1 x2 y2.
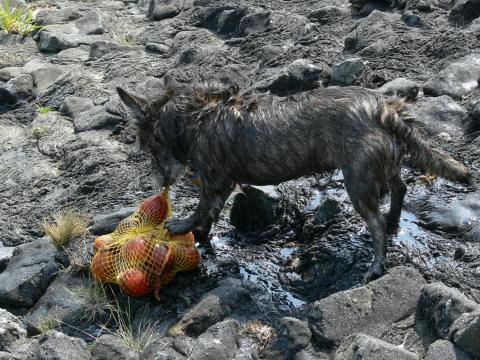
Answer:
90 190 200 299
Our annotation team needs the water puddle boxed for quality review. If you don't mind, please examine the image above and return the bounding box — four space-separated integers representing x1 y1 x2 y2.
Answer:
393 210 429 251
211 233 306 315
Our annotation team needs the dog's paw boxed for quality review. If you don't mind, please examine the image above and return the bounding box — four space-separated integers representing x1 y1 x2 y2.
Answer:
165 217 193 234
363 260 386 283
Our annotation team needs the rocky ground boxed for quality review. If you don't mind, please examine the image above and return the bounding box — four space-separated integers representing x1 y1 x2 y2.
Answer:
1 0 480 358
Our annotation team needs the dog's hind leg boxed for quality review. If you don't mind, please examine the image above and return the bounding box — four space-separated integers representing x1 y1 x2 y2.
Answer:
386 170 407 235
343 169 387 282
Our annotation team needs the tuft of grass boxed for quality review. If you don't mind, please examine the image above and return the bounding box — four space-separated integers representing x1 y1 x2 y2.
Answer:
112 32 136 46
67 278 114 324
111 299 165 353
0 0 40 36
36 104 53 114
38 315 60 333
43 209 90 249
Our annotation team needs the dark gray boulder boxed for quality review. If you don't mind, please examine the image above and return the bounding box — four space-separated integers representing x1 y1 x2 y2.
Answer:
147 0 185 21
0 74 33 104
425 340 473 360
169 279 250 336
402 11 428 27
35 8 81 25
5 337 39 359
308 266 426 346
230 186 279 232
189 319 240 360
22 274 92 335
423 53 480 99
0 237 60 307
57 45 91 61
75 11 104 35
467 16 480 30
416 282 480 339
450 0 480 25
30 66 65 97
280 317 312 352
308 6 349 25
344 11 402 55
450 311 480 358
255 59 324 96
89 207 136 235
35 330 90 360
59 96 95 116
37 30 71 53
73 105 124 133
141 338 186 360
89 40 140 60
409 95 470 141
0 246 15 273
239 12 271 35
0 67 23 82
0 309 27 351
216 8 247 34
334 333 419 360
331 58 366 86
145 42 170 54
91 334 140 360
377 77 420 100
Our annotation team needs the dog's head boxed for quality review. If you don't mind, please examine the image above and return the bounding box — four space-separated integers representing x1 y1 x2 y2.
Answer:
117 78 187 188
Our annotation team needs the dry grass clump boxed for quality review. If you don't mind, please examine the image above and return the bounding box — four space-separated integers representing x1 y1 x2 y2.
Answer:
43 209 90 249
242 320 276 349
0 0 39 36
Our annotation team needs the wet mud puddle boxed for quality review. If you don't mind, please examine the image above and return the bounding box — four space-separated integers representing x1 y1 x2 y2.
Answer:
211 234 307 317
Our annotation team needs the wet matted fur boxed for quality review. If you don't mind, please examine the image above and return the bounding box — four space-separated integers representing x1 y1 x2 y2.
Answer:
117 79 470 281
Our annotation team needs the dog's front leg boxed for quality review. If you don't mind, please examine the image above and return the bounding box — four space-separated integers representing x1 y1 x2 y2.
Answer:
166 179 234 242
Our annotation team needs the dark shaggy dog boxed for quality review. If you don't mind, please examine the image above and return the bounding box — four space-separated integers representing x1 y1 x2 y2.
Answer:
117 78 470 281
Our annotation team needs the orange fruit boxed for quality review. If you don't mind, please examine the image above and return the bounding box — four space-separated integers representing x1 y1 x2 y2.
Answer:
93 235 113 254
119 268 151 297
123 236 149 263
169 232 195 244
174 244 200 271
116 217 141 235
151 243 171 274
138 193 169 224
91 251 115 283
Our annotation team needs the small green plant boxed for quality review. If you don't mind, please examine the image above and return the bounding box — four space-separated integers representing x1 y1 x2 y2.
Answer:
0 0 40 36
32 126 49 140
38 315 60 333
43 209 90 249
36 104 53 114
111 299 165 353
32 126 49 155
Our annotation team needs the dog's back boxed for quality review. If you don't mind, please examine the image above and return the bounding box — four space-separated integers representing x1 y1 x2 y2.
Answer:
189 86 395 186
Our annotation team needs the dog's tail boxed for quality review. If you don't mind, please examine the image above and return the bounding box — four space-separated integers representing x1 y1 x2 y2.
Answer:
383 100 471 184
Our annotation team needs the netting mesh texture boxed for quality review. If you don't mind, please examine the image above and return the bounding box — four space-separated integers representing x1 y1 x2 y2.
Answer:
91 190 200 299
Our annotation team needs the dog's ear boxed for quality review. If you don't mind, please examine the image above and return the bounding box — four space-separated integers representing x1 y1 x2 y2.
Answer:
117 87 147 124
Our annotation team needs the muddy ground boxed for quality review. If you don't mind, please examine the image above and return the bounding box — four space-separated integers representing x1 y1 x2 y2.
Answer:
1 0 480 358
